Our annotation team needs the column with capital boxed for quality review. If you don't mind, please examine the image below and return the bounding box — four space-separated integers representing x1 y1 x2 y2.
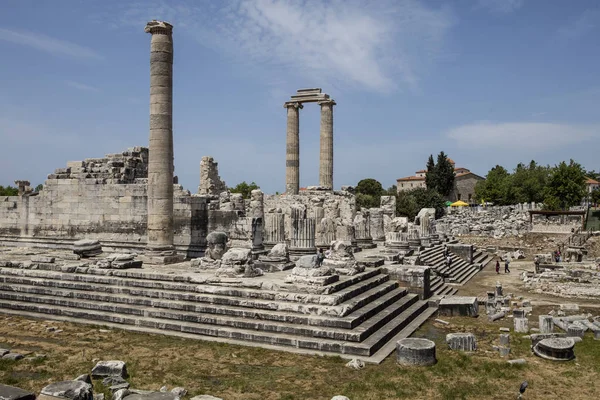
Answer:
318 99 335 189
284 101 303 195
145 20 174 251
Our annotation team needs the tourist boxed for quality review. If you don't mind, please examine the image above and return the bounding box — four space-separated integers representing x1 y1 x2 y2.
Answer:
446 254 452 268
443 245 448 257
495 259 500 274
504 256 511 273
316 248 325 267
534 256 540 274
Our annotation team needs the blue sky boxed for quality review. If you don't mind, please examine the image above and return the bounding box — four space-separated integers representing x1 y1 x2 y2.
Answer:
1 0 598 193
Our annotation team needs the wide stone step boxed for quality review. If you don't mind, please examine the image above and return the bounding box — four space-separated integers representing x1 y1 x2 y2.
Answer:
0 298 423 357
0 287 418 343
356 298 428 356
0 267 387 308
0 279 404 328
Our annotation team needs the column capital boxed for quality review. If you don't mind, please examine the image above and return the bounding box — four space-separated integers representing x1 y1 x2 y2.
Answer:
145 20 173 35
317 99 336 107
283 101 304 110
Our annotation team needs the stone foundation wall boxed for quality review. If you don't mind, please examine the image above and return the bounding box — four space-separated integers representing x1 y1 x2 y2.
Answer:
0 147 246 258
384 265 431 299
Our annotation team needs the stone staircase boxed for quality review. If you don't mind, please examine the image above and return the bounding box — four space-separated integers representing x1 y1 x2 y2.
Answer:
0 262 436 364
420 244 492 295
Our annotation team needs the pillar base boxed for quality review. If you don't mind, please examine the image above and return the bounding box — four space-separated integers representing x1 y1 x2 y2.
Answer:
288 247 317 261
140 247 185 265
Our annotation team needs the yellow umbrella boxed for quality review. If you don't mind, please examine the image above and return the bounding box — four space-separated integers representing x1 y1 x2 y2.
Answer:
450 200 469 207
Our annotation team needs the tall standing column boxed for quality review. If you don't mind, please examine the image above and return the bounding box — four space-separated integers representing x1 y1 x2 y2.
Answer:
145 20 174 250
318 100 335 189
284 102 303 195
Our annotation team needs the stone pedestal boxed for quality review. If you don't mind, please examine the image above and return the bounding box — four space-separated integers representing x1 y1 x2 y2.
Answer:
446 333 476 351
439 297 479 317
284 102 302 195
396 338 437 366
318 100 335 189
539 315 554 334
514 317 529 333
533 337 575 361
567 325 584 338
145 20 175 255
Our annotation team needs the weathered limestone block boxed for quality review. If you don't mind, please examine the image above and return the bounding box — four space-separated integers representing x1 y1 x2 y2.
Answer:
215 248 263 278
31 255 55 263
567 325 584 338
446 333 477 351
438 297 479 317
322 241 364 276
384 265 430 299
396 338 437 366
255 243 294 272
499 333 510 346
248 189 264 220
514 317 529 333
91 360 128 379
380 196 396 217
0 384 36 400
197 156 227 196
533 337 575 361
539 315 554 333
368 208 385 242
41 381 93 400
73 239 102 257
285 254 336 286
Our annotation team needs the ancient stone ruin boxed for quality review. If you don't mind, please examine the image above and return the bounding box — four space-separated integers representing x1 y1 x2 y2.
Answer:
0 19 494 365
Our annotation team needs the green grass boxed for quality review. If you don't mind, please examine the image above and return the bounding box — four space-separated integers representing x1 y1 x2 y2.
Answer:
1 314 600 400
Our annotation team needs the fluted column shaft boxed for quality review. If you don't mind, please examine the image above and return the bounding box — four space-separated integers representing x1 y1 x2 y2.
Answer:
318 100 335 189
284 102 302 195
145 21 174 250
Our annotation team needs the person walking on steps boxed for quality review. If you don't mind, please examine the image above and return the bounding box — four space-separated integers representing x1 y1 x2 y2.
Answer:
534 256 540 274
504 256 511 273
495 259 500 274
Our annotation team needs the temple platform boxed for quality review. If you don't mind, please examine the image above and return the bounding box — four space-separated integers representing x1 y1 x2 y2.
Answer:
0 246 436 364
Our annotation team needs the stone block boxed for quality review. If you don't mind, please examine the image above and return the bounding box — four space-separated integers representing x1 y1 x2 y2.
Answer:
514 317 529 333
41 381 93 400
91 360 128 379
0 384 36 400
438 296 478 317
539 315 554 333
446 333 476 351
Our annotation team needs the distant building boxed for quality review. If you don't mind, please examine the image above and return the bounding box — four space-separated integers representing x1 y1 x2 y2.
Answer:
586 177 600 194
396 158 485 203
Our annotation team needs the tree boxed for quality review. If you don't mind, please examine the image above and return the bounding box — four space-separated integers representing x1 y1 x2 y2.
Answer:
435 151 455 197
355 178 385 210
229 181 260 199
424 151 455 197
0 185 18 196
396 188 445 220
511 161 549 204
475 165 511 205
35 184 43 192
425 154 436 190
544 160 586 210
585 170 599 181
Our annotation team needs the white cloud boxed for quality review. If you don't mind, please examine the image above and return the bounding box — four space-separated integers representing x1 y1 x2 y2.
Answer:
0 28 102 60
66 81 100 92
110 0 455 93
475 0 524 14
446 121 597 152
558 9 599 40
